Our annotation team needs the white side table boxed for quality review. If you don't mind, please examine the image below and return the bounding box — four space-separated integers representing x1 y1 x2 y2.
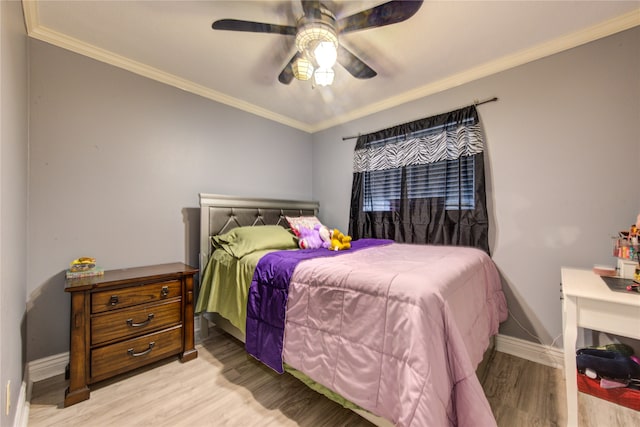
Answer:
561 268 640 426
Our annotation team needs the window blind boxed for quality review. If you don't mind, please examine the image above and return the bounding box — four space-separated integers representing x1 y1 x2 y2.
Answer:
363 156 475 212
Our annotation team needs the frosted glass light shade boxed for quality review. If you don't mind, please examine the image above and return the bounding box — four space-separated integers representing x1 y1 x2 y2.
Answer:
314 41 337 68
314 67 335 86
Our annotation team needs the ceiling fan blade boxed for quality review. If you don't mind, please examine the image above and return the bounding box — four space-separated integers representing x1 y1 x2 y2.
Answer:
301 0 322 19
278 52 301 85
212 19 296 35
337 0 423 34
337 46 377 79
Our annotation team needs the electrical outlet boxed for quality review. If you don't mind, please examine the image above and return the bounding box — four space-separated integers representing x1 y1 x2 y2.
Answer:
5 380 10 416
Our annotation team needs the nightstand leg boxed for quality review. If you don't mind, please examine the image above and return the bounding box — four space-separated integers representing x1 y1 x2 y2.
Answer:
180 277 198 362
64 292 90 407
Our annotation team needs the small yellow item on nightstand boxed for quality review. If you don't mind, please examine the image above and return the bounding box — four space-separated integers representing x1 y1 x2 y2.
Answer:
69 257 96 272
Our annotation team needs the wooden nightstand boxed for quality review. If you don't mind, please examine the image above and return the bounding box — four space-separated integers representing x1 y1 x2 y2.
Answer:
64 262 198 407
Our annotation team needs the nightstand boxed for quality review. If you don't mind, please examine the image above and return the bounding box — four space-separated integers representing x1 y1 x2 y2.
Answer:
64 262 198 407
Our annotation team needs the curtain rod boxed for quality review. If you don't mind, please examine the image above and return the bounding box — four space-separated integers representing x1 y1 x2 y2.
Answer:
341 96 498 141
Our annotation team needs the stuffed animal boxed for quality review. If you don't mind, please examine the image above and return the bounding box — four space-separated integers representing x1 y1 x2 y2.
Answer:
329 228 352 251
318 224 331 247
298 224 330 250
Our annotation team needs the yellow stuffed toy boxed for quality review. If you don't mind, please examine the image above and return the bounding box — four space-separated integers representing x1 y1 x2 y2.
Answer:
329 228 352 251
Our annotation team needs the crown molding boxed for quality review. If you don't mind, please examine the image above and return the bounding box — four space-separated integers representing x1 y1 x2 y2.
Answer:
22 0 38 34
309 8 640 132
22 1 313 133
23 1 639 134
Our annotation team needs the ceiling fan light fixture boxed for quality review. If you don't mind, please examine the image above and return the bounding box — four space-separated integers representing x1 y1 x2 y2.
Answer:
294 16 338 86
314 67 335 87
292 56 314 81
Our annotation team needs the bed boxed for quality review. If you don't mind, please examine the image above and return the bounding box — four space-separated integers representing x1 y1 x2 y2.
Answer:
196 193 508 427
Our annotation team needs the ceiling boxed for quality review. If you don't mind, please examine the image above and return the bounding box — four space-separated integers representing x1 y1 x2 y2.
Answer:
23 1 640 133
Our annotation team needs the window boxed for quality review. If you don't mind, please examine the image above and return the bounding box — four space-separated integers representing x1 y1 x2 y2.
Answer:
407 156 475 210
349 104 489 252
362 168 401 212
363 156 475 212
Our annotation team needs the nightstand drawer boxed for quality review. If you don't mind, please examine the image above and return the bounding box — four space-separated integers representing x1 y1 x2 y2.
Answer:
91 325 183 382
91 299 182 346
91 280 181 313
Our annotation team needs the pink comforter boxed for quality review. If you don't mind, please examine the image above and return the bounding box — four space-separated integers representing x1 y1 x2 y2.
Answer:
282 243 507 427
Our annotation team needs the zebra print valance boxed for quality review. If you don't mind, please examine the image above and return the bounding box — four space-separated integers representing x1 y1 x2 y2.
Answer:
353 105 483 173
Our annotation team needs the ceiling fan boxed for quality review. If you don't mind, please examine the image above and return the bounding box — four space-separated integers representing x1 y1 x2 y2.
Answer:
211 1 423 86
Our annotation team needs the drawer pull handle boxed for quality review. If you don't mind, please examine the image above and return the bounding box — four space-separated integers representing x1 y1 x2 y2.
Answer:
109 295 119 306
127 342 155 357
126 313 154 328
161 286 169 297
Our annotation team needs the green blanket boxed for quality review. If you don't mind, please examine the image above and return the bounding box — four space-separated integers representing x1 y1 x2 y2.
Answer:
195 249 276 334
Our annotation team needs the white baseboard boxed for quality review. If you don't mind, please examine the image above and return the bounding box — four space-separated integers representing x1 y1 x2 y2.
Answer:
28 352 69 383
496 334 564 369
13 380 29 427
15 352 69 427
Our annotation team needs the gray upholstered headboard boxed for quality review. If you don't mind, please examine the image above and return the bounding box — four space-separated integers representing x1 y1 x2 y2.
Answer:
198 193 319 275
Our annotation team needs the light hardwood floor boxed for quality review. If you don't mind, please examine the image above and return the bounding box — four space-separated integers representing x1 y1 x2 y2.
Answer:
28 328 640 426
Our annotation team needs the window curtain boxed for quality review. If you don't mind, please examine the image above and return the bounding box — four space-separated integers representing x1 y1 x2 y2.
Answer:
348 105 490 253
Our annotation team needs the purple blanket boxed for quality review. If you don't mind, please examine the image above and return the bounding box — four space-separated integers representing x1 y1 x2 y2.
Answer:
245 238 391 373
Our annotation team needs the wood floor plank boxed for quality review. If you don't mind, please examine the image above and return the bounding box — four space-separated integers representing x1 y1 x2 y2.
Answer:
28 329 640 427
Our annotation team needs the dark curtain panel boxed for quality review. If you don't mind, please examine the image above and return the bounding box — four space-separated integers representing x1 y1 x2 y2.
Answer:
348 105 490 253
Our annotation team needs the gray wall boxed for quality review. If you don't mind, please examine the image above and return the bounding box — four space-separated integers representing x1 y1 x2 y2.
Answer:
312 27 640 347
26 39 314 362
0 1 28 425
18 17 640 370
